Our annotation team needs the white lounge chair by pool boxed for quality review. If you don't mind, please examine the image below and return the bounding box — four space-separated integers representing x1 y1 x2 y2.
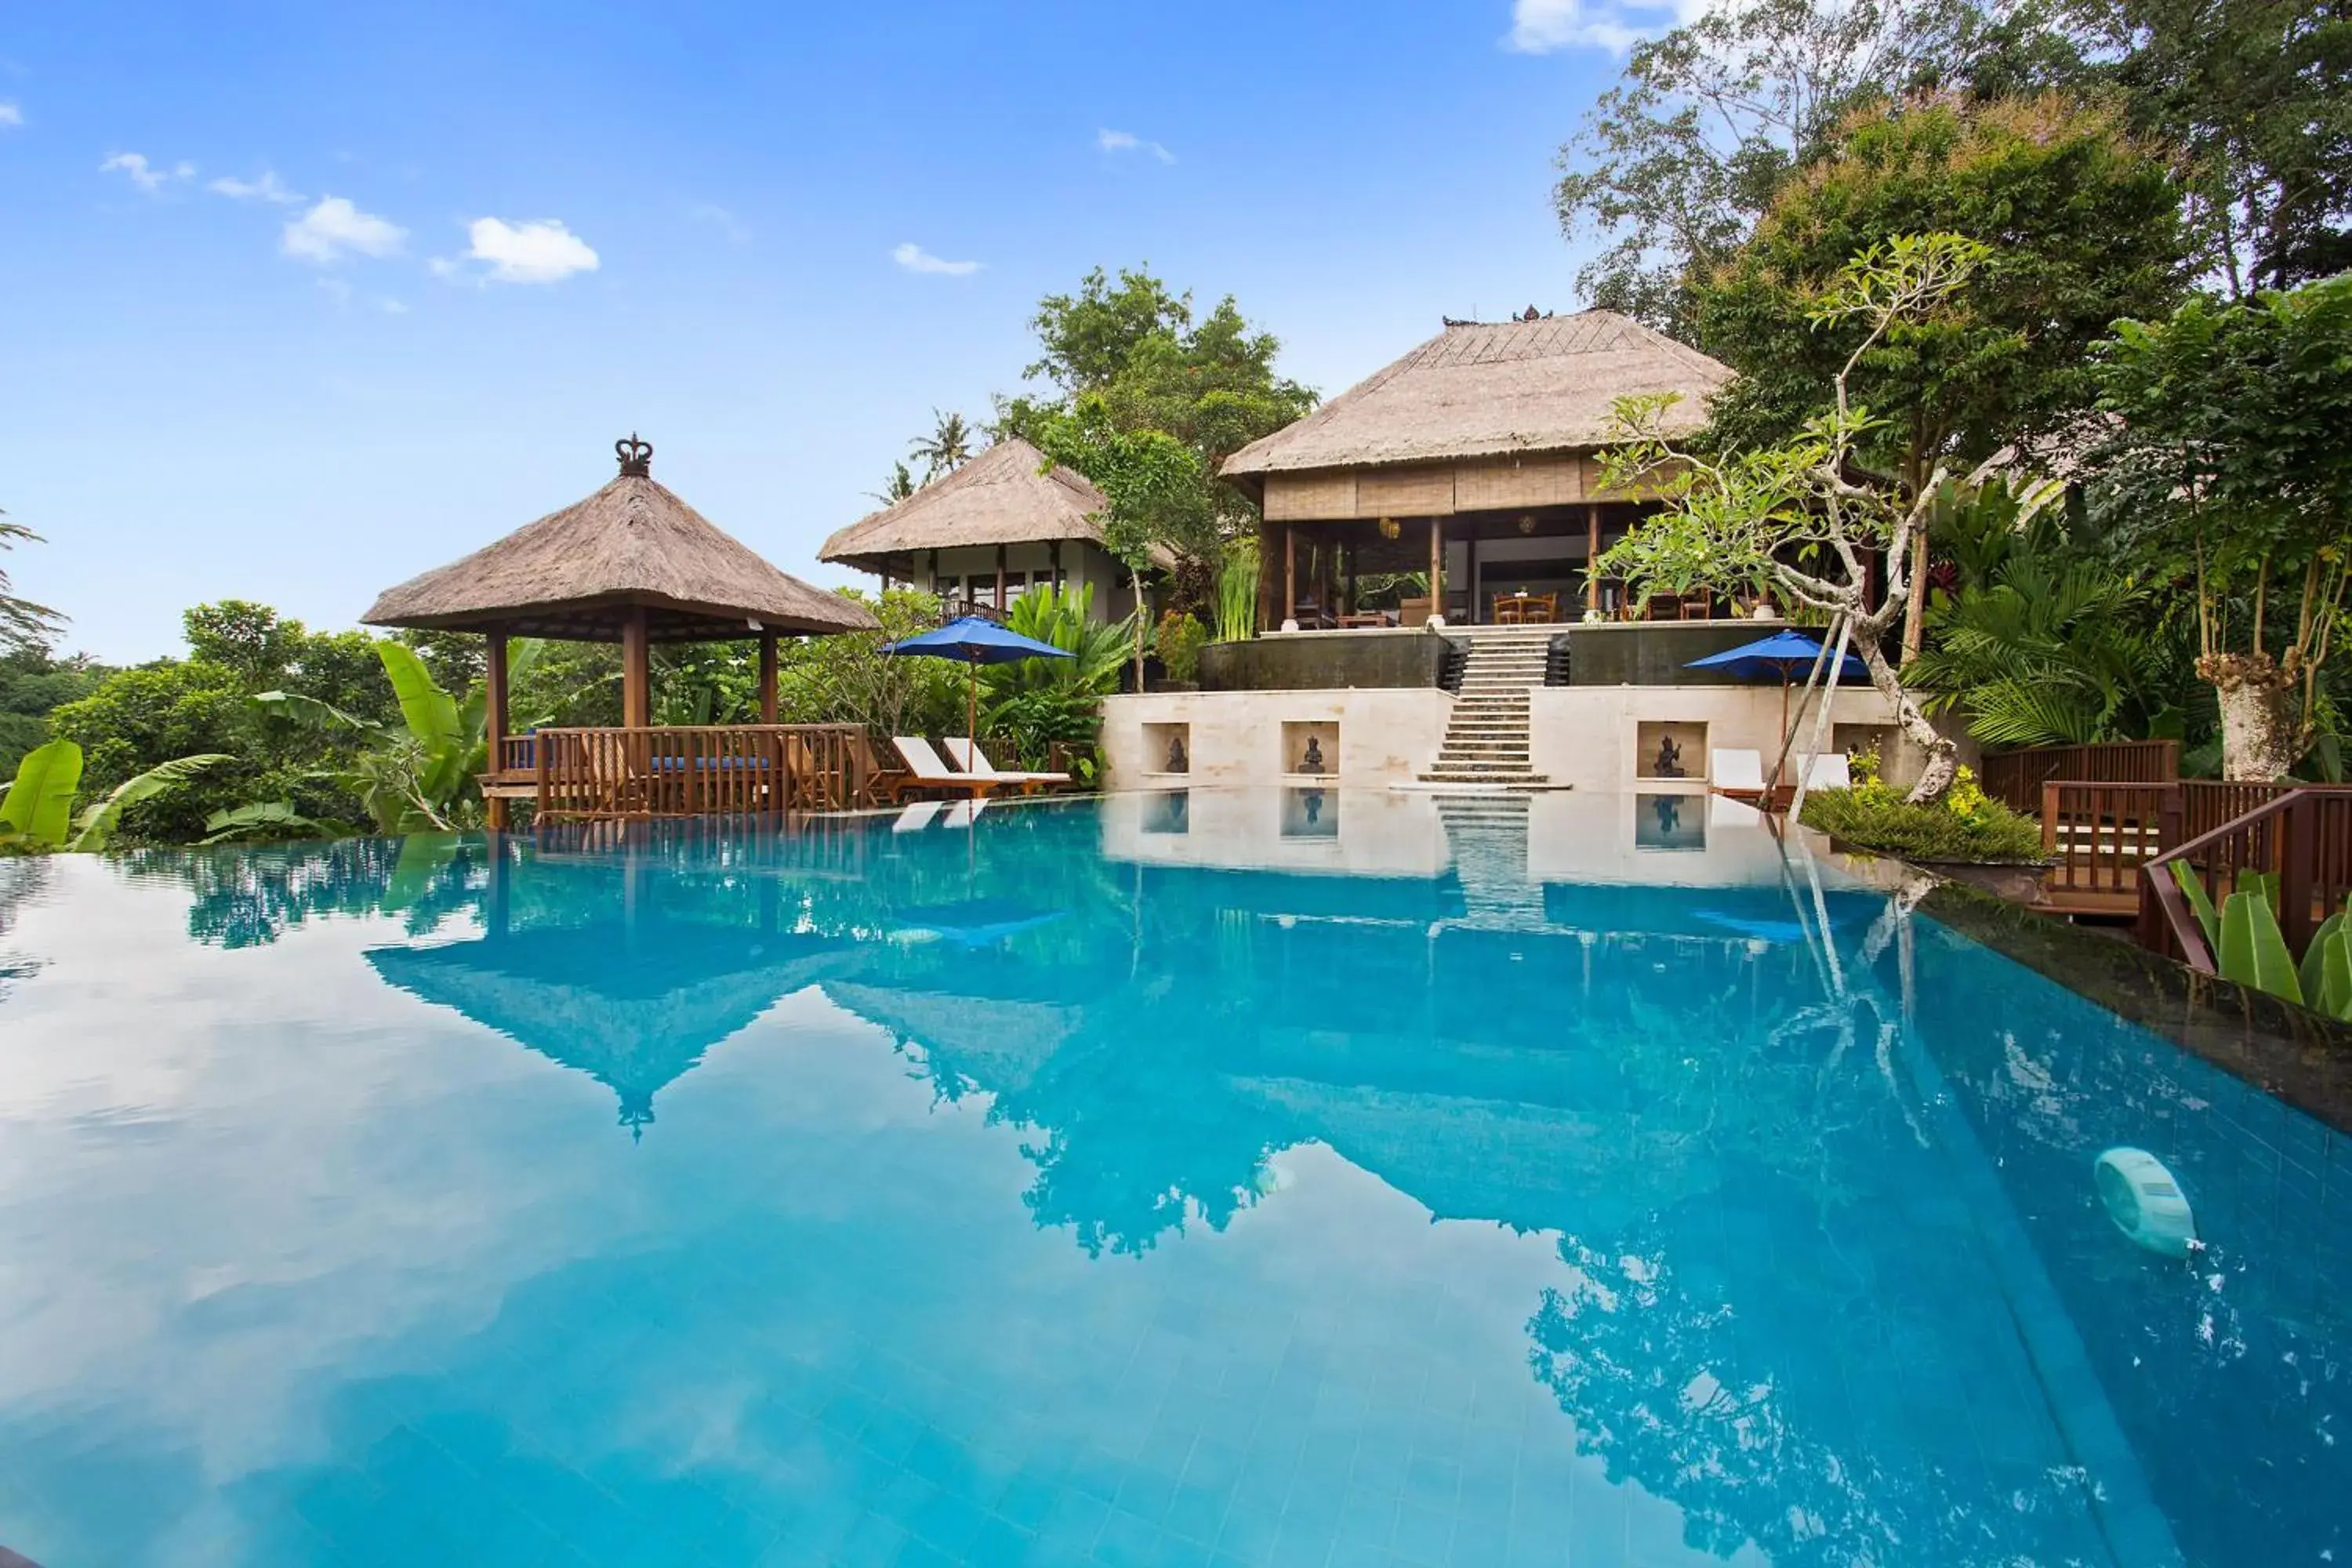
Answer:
943 737 1071 789
1711 749 1766 799
891 737 996 797
1802 753 1853 791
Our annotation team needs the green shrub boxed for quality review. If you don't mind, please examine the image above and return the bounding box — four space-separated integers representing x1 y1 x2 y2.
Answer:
1798 758 2045 864
1154 612 1208 684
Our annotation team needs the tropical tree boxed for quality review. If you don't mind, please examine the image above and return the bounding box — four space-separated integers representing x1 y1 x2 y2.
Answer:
996 266 1316 608
2077 0 2352 295
1551 0 2089 337
771 588 964 742
1694 92 2187 656
909 409 975 481
1 645 107 778
978 583 1135 771
2086 274 2352 779
0 513 64 656
1595 234 2005 802
869 460 918 506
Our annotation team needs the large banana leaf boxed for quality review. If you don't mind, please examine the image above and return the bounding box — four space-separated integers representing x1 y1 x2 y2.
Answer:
254 689 385 735
376 642 468 801
201 801 344 844
2169 862 2220 951
68 753 232 851
2303 909 2346 1008
0 739 84 848
2217 888 2303 1005
2310 927 2352 1022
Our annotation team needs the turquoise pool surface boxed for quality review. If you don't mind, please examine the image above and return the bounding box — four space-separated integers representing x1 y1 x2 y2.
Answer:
0 789 2345 1568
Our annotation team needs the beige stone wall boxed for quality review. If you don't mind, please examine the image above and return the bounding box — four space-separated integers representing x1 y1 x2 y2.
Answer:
1098 787 1454 877
1101 689 1454 789
1526 684 1909 792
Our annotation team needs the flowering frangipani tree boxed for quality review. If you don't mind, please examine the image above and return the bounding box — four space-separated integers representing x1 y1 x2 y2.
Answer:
1594 234 2055 804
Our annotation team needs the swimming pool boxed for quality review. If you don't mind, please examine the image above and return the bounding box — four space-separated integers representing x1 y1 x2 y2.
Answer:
1 791 2344 1567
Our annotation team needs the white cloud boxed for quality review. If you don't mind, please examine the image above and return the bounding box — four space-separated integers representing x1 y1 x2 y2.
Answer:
892 241 980 277
0 103 23 129
1098 128 1176 165
1506 0 1707 53
209 170 301 204
281 196 406 263
100 152 194 194
460 216 599 284
377 296 409 315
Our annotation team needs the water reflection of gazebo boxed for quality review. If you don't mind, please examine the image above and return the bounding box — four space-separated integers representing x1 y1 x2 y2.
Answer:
362 435 881 824
368 921 859 1136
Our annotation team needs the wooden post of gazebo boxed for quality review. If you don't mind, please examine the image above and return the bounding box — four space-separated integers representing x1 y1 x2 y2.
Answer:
484 629 511 829
1586 504 1602 616
1429 517 1445 621
361 433 880 823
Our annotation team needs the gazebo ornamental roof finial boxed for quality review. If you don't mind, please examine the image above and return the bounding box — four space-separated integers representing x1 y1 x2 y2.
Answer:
615 433 654 477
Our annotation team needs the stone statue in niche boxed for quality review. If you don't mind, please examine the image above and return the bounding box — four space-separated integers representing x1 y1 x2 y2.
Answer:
1653 734 1685 778
1166 732 1188 773
1299 736 1326 775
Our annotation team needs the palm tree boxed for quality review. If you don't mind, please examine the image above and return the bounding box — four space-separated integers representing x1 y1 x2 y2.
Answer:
867 461 917 506
0 512 64 655
909 409 975 480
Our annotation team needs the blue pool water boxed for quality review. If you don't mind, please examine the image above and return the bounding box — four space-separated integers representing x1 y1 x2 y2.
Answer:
0 790 2346 1568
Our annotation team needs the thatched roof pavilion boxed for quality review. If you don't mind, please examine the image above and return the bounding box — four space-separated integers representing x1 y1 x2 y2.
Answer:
820 437 1163 622
1218 310 1733 626
367 434 875 644
361 437 877 811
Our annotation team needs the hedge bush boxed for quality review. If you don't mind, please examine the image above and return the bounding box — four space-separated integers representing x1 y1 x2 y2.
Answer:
1797 757 2046 865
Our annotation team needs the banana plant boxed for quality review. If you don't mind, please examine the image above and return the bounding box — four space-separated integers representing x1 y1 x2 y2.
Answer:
2183 858 2352 1021
256 640 542 832
2 739 230 852
2216 887 2303 1006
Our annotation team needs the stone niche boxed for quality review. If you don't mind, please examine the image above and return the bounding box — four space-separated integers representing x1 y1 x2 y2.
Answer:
1142 722 1192 776
1280 720 1339 779
1635 720 1708 782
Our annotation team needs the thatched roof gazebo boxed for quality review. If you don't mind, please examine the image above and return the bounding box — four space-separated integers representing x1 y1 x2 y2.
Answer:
365 435 880 822
819 437 1163 623
1221 310 1733 626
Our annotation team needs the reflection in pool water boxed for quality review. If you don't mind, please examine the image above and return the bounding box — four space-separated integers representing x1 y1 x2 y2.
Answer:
1633 792 1706 852
0 795 2343 1568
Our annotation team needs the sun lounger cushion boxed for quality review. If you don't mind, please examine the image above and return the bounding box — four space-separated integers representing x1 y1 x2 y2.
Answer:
943 737 1071 784
1711 749 1765 792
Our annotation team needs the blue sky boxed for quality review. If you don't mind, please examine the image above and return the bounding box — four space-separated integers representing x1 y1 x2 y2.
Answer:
0 0 1655 661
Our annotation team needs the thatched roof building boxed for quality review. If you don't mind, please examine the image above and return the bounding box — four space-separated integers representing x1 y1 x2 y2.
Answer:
365 435 876 642
1218 311 1735 628
819 437 1157 623
1222 310 1730 489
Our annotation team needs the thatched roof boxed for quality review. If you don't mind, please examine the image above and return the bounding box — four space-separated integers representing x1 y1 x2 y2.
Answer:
819 437 1115 571
365 436 877 641
1222 310 1733 479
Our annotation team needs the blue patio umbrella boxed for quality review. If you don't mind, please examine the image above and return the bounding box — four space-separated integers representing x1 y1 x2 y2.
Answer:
883 615 1073 753
1686 629 1869 735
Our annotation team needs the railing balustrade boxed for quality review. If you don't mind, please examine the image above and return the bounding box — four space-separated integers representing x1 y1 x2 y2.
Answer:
1981 740 2179 814
2142 787 2352 966
2040 782 2180 909
528 724 868 821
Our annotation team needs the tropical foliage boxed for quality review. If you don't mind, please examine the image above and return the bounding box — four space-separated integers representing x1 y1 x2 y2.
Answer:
2172 866 2352 1022
978 584 1134 771
2085 274 2352 779
0 739 230 854
1595 234 1999 801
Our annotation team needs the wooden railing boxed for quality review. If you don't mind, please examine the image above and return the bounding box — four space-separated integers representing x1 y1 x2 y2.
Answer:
2041 782 2180 909
528 724 868 820
1982 740 2179 814
2142 787 2352 967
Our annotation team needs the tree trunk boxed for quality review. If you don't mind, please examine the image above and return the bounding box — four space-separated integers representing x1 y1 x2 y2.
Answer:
2202 651 2306 781
1855 629 1957 803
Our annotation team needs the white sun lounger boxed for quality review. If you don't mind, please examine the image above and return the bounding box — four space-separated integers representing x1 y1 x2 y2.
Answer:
891 737 996 797
1802 753 1853 791
943 737 1071 789
1711 749 1766 797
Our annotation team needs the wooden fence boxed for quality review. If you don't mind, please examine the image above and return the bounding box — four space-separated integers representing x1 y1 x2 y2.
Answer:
2141 787 2352 964
1981 740 2179 814
528 724 868 821
2039 782 2181 915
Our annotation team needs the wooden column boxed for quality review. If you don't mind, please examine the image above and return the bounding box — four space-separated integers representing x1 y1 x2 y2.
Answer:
484 628 510 830
1283 525 1298 624
1468 536 1481 624
995 544 1008 611
1586 504 1602 616
1341 542 1356 617
1428 517 1445 620
621 605 652 728
758 631 778 724
1051 539 1065 595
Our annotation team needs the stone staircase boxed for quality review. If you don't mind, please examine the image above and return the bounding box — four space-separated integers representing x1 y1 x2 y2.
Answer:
1418 626 1559 789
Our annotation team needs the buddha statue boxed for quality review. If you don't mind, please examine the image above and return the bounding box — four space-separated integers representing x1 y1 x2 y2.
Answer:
1166 732 1188 773
1653 734 1685 779
1299 736 1326 775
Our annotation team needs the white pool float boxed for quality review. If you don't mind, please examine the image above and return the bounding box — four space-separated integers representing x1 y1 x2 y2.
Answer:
2094 1147 2197 1258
